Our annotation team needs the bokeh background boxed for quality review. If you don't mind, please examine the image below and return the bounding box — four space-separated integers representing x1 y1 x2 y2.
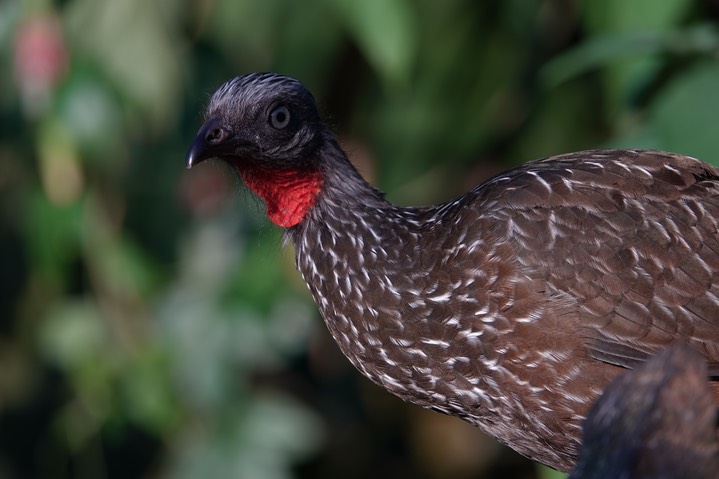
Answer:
3 0 719 478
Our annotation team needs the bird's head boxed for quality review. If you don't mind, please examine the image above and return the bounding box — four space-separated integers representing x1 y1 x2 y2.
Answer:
186 73 328 228
186 73 324 170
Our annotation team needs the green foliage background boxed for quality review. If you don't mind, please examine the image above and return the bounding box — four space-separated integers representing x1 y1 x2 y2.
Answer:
1 0 718 478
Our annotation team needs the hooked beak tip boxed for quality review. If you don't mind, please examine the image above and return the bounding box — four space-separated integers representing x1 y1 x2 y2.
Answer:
185 117 229 170
185 137 207 169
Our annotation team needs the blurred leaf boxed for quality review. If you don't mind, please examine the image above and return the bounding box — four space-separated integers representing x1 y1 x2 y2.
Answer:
582 0 691 33
205 0 287 71
160 305 259 409
512 81 605 162
86 228 162 299
38 299 117 418
0 2 20 47
578 0 692 115
178 220 243 294
265 297 316 355
542 24 719 87
123 348 179 434
272 1 345 88
325 0 418 88
204 0 341 89
54 68 125 162
38 299 105 370
170 391 323 479
223 228 286 313
241 391 324 461
537 463 568 479
542 30 664 88
647 62 719 162
64 0 184 130
25 189 83 285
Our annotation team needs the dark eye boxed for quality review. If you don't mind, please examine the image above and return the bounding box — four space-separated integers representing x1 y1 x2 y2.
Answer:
269 105 290 129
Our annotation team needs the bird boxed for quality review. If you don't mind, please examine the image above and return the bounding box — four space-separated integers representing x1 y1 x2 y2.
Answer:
569 343 719 479
185 72 719 472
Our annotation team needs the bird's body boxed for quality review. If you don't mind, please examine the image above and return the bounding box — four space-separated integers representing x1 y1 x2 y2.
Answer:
186 73 719 472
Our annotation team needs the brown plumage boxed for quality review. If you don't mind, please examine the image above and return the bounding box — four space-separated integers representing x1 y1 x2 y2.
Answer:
185 73 719 472
570 343 719 479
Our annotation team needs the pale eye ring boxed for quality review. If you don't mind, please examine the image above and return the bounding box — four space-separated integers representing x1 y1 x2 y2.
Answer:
269 105 290 129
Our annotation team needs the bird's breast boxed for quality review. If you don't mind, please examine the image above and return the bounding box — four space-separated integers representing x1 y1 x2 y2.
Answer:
293 207 556 413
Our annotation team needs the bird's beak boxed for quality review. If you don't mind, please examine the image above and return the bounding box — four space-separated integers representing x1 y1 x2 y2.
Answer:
185 117 234 169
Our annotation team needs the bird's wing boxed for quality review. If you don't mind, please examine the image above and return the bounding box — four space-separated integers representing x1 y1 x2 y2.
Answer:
472 149 719 373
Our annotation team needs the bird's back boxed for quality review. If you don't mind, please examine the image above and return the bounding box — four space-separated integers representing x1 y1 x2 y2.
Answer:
457 148 719 370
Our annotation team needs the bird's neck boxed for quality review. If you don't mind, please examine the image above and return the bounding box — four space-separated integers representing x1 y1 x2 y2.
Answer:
240 166 324 228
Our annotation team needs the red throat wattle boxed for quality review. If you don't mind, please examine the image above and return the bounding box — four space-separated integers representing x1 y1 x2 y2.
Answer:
240 167 324 228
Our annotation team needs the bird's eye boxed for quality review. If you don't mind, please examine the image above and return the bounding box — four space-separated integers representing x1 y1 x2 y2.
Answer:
269 105 291 130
